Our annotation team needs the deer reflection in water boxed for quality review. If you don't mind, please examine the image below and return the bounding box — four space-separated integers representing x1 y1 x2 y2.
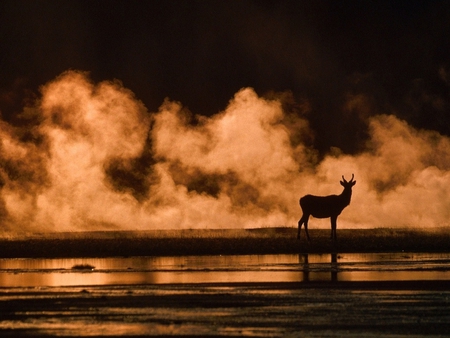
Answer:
299 253 338 282
298 174 356 241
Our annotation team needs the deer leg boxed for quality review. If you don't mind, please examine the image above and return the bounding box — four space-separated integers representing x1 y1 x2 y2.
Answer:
330 216 337 240
304 216 311 241
297 214 310 240
297 216 304 239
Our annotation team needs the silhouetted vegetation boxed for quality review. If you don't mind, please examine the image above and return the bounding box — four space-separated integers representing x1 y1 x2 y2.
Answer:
71 264 95 270
0 227 449 258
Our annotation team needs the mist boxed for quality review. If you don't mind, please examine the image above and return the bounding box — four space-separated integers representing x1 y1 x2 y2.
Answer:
1 71 450 233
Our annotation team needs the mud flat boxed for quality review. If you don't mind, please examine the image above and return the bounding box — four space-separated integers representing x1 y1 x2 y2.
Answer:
1 282 450 337
0 227 449 258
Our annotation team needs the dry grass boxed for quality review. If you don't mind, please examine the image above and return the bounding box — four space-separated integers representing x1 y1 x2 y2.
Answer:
0 227 448 258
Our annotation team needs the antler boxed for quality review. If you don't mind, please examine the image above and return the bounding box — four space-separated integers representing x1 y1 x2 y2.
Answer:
342 174 355 183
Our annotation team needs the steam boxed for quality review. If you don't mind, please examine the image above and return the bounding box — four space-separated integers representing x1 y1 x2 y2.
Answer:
1 70 450 233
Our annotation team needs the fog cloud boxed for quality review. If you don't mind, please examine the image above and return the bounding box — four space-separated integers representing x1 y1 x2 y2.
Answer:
1 71 450 233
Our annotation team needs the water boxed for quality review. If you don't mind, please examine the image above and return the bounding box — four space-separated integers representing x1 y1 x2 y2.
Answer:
1 253 450 337
1 253 450 287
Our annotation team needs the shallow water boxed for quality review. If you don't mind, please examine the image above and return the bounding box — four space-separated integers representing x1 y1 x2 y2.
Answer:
1 252 450 287
1 253 450 337
1 283 449 337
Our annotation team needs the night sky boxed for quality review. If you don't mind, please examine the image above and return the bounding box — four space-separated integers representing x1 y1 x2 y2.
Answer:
1 0 449 155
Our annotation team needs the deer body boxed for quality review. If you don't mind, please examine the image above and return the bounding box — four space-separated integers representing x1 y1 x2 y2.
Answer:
298 175 356 241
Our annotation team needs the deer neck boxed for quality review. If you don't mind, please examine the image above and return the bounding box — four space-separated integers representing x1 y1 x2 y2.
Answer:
340 188 352 206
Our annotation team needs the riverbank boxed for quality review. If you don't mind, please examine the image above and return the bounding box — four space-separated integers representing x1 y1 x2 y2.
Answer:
0 227 448 258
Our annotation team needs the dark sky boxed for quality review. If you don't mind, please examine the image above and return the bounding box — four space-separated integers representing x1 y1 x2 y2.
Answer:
1 0 449 154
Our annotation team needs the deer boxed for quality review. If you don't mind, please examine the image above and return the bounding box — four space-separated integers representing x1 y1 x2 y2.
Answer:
298 174 356 241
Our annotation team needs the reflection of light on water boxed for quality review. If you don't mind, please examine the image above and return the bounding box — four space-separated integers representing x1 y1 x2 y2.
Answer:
0 253 450 287
0 319 185 337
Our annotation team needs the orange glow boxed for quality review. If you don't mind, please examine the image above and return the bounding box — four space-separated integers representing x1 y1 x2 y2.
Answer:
1 71 450 232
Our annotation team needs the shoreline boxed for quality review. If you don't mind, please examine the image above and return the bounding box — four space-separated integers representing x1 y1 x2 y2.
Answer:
0 228 449 258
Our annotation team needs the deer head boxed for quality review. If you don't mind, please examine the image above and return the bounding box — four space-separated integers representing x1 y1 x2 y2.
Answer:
340 174 356 189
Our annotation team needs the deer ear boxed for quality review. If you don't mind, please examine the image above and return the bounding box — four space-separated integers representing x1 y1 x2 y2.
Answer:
340 180 345 186
351 181 356 186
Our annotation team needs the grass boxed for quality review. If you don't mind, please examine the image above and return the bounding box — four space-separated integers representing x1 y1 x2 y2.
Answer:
0 227 448 258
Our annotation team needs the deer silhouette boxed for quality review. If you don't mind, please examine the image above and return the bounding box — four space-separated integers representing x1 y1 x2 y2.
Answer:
298 174 356 241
